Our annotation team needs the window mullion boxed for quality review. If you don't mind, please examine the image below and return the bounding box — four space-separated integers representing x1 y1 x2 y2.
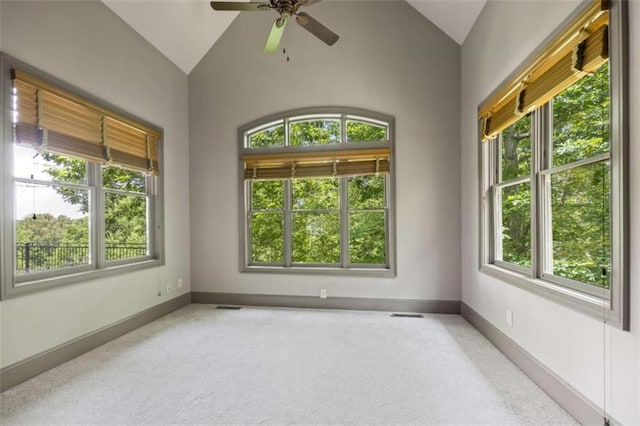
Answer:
284 117 290 147
340 177 349 267
531 107 544 278
539 103 553 279
91 163 105 269
145 174 155 259
246 180 253 266
284 179 292 267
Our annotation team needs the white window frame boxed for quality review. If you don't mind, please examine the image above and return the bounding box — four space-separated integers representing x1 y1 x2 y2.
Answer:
239 107 396 277
479 0 629 329
0 53 165 299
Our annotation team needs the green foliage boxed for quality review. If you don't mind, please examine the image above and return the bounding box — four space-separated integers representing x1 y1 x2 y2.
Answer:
16 152 149 268
292 179 340 263
250 175 387 265
551 162 610 288
293 178 339 210
104 193 147 245
346 121 387 142
15 213 90 271
550 63 610 288
552 63 609 166
349 212 385 264
290 120 340 146
349 176 384 209
498 63 610 288
16 213 89 246
103 166 145 192
501 183 531 267
292 212 340 264
247 115 390 266
501 114 531 181
250 180 285 263
249 124 284 148
251 213 284 263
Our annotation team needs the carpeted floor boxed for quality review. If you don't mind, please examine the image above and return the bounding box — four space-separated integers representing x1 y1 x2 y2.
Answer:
0 304 576 425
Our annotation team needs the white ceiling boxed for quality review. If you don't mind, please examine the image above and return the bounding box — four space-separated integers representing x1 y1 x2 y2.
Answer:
102 0 487 75
406 0 486 45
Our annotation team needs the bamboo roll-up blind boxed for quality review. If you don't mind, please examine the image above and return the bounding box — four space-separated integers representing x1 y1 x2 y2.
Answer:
243 148 390 180
478 0 609 141
11 69 161 174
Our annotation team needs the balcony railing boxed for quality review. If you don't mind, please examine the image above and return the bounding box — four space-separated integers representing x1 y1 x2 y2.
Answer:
16 242 148 273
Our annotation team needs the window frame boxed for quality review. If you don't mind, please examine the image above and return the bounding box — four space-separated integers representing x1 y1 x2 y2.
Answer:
239 107 396 277
478 0 629 329
0 53 165 299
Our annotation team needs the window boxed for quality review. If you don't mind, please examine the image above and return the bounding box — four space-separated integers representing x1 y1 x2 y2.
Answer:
479 0 628 328
240 108 395 274
1 55 164 298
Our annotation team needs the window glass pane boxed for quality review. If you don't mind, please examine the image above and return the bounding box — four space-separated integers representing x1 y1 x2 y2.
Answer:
348 175 384 209
292 178 339 210
346 120 387 142
290 119 340 146
501 115 531 182
15 183 90 273
552 62 609 167
249 123 285 148
103 166 145 193
499 181 531 267
251 212 284 263
105 193 148 261
14 145 87 184
349 211 385 264
292 212 340 263
549 161 610 288
252 180 284 210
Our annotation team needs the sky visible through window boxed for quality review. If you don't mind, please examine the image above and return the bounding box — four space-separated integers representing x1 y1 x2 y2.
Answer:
14 145 85 220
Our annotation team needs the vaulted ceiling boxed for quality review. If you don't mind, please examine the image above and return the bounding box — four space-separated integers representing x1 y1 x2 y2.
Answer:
102 0 486 74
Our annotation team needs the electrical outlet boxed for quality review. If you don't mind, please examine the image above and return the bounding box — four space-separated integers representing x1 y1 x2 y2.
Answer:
167 283 172 293
506 310 513 326
178 278 183 289
320 289 327 299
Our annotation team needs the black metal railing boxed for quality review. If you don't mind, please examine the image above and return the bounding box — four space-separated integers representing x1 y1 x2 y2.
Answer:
16 242 147 272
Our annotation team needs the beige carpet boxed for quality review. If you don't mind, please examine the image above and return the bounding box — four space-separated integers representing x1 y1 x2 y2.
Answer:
0 304 576 425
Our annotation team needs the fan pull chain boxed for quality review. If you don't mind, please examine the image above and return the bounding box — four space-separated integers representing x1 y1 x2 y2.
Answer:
31 174 37 220
283 22 290 62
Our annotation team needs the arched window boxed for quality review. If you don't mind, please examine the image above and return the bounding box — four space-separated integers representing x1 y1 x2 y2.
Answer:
239 107 395 274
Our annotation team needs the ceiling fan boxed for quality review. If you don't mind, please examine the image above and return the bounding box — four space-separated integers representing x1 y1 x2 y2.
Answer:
210 0 339 53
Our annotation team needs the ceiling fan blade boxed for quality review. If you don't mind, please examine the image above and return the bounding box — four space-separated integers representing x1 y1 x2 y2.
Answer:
210 1 271 11
295 12 339 46
264 18 287 53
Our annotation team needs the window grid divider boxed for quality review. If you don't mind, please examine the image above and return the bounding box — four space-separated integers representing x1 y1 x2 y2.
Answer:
339 177 349 268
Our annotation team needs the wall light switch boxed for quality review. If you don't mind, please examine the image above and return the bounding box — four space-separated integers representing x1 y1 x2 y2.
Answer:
506 310 513 326
178 278 183 289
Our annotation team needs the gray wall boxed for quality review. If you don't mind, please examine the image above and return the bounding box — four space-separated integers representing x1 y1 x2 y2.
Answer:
460 1 640 424
0 0 191 368
189 1 461 302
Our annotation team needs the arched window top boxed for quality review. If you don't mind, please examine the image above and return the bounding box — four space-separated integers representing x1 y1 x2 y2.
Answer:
241 107 393 149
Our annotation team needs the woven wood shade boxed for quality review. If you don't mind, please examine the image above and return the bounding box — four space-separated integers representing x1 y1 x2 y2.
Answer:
243 148 391 180
479 0 609 141
12 69 160 174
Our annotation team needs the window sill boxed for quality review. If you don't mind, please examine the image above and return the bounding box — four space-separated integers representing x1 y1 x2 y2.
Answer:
243 265 397 278
5 258 164 299
479 264 621 328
